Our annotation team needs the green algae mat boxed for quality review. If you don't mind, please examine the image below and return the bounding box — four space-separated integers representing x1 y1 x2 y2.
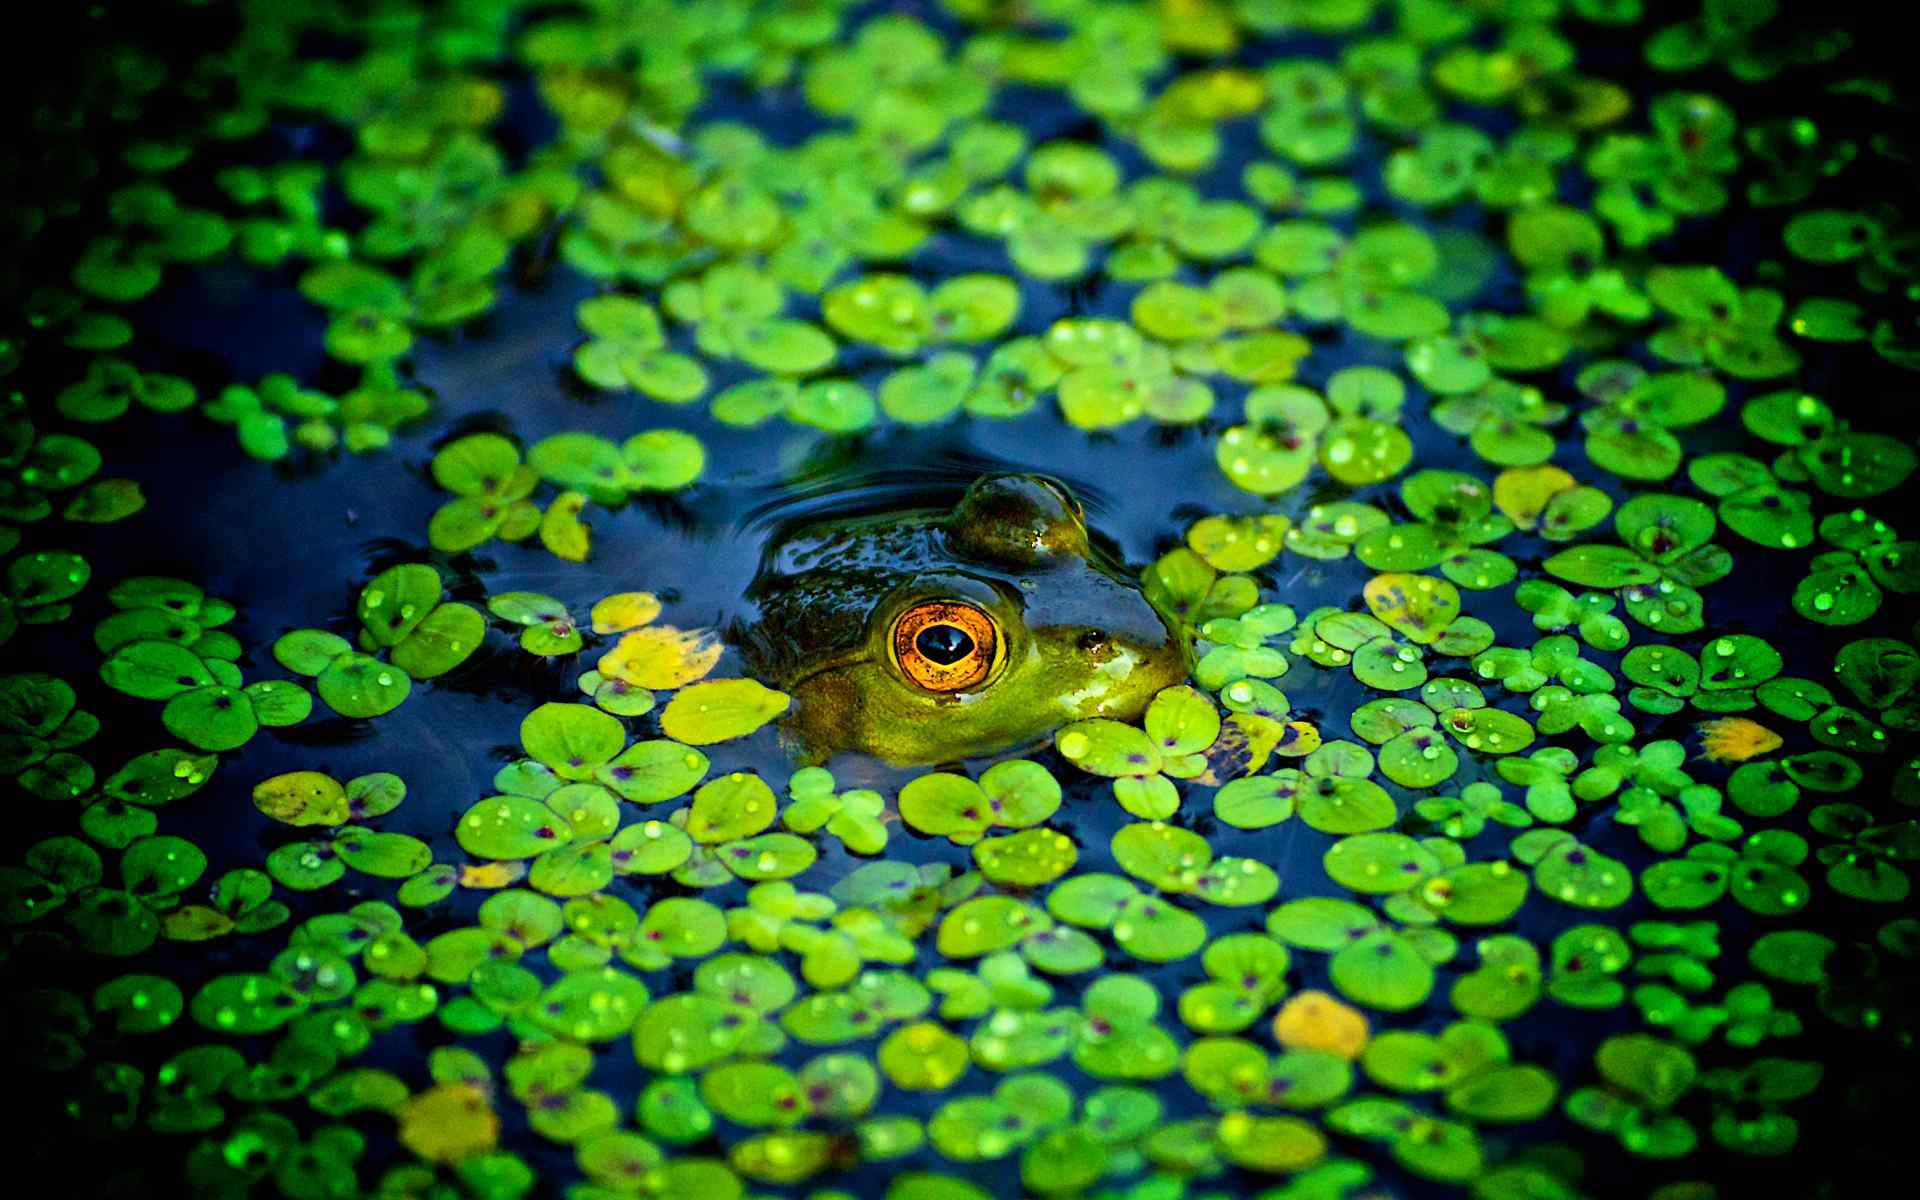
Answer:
4 1 1920 1198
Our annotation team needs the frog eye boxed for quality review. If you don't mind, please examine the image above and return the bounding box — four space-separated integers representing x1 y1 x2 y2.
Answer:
891 601 999 693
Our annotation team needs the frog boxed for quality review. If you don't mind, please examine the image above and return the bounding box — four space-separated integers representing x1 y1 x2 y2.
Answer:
736 473 1192 766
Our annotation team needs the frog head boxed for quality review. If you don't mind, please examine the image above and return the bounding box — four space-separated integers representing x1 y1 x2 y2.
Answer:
739 474 1191 765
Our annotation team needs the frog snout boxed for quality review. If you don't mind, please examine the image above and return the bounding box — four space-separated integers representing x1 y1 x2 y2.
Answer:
1070 607 1190 688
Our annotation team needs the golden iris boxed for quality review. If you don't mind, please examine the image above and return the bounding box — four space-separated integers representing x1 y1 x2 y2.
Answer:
890 601 999 692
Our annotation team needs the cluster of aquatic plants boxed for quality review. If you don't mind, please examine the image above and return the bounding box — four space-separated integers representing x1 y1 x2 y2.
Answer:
6 0 1920 1198
97 577 311 750
272 564 480 719
2 394 144 649
427 431 706 560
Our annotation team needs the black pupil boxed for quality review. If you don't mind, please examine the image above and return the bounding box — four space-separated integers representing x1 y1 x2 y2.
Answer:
915 624 975 665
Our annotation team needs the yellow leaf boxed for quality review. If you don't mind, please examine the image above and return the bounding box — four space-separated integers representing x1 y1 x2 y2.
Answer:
1272 990 1369 1059
1273 719 1320 757
161 905 236 941
1161 67 1264 120
1362 572 1461 646
1158 0 1240 57
660 679 792 745
599 624 723 689
1493 465 1575 529
879 1021 969 1090
459 861 526 889
1698 717 1783 763
252 771 349 826
1186 513 1289 572
591 591 662 634
397 1084 499 1164
540 490 591 562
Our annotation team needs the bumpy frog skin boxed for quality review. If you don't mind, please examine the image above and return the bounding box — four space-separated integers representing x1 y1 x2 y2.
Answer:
737 474 1191 766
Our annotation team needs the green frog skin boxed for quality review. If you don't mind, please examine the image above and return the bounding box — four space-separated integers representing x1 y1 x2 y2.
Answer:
738 474 1192 766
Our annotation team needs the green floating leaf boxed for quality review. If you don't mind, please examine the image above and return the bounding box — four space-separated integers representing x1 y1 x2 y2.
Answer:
316 653 411 718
